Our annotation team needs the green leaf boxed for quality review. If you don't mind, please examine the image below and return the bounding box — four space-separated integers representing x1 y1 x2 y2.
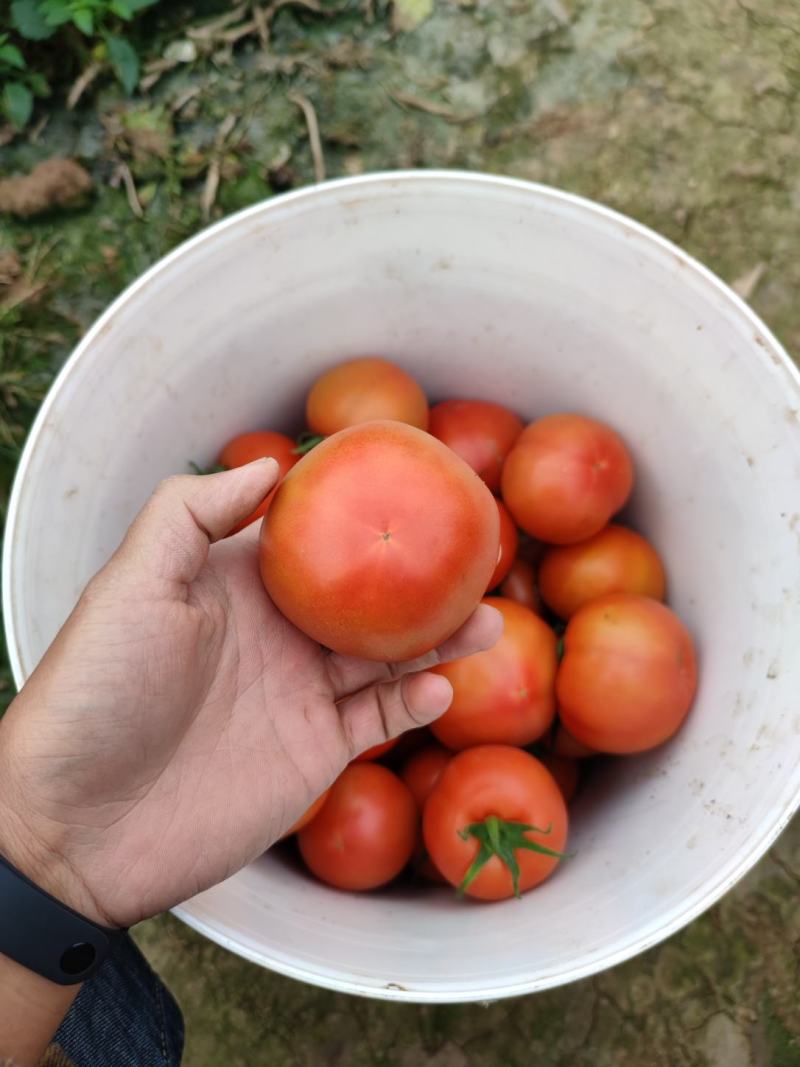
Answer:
11 0 57 40
292 432 326 455
110 0 134 18
40 0 73 28
0 43 26 70
71 9 94 34
27 71 50 97
127 0 160 10
105 35 139 94
3 81 33 129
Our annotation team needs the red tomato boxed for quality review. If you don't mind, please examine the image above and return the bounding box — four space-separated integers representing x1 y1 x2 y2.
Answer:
428 399 524 492
551 722 596 759
306 357 428 435
260 421 500 661
430 597 557 750
501 414 634 544
401 745 452 884
354 738 398 762
487 499 519 591
283 789 330 837
557 594 698 754
217 430 299 534
499 557 543 615
423 745 568 900
298 763 417 890
400 745 452 811
538 524 666 619
538 754 580 803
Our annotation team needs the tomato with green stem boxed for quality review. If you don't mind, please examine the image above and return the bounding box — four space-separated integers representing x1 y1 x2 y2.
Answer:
423 745 568 900
298 763 417 891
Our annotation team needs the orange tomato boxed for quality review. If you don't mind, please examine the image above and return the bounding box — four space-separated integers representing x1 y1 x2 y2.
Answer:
538 754 580 803
538 524 666 619
298 764 417 891
499 557 543 615
501 414 634 544
218 430 299 534
487 499 519 591
354 738 398 762
306 357 428 435
430 597 557 750
260 421 499 661
283 789 330 836
557 594 698 753
428 399 524 492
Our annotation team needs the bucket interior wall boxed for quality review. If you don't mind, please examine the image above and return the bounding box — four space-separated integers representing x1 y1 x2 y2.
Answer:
5 175 800 1001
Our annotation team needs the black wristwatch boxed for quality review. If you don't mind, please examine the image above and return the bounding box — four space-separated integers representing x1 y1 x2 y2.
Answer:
0 853 125 985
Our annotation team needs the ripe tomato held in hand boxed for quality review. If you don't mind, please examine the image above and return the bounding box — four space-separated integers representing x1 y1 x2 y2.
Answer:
298 763 417 890
354 738 398 762
557 594 698 754
487 500 519 591
538 524 666 619
400 744 452 811
217 430 299 534
501 414 634 544
306 357 429 435
260 421 500 661
499 557 543 615
283 788 330 837
430 597 557 750
428 399 524 492
423 745 568 900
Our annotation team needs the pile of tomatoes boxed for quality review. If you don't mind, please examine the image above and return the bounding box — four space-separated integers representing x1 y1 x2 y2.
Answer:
208 357 699 902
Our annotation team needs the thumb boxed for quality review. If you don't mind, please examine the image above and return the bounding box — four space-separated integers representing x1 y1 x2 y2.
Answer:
112 459 280 584
336 671 454 760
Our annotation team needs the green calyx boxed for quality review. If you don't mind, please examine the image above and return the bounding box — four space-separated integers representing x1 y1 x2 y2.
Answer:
293 432 326 455
458 815 567 898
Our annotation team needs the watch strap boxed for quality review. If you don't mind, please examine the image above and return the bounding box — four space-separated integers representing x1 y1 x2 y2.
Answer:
0 853 126 985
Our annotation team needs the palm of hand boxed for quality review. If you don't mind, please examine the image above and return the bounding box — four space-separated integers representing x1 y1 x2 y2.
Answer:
0 463 499 928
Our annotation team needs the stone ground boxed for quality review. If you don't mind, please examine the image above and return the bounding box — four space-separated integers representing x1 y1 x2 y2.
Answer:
1 0 799 1063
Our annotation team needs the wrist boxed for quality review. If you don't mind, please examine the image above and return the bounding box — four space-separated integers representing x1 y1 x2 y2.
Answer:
0 766 113 930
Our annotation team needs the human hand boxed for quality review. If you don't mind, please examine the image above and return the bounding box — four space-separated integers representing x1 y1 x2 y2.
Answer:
0 460 502 929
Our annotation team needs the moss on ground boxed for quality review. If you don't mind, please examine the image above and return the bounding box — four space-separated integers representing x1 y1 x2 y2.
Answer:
2 0 799 1062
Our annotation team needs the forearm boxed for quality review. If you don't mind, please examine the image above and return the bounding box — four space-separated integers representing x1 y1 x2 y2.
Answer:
0 954 77 1066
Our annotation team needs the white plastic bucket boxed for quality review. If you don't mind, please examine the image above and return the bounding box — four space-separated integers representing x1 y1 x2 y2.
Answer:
4 172 800 1003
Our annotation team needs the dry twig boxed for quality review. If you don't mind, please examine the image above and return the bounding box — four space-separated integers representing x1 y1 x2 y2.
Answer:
67 63 102 109
288 91 326 182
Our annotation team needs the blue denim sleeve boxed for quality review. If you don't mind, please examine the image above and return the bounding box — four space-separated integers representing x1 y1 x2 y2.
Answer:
46 933 184 1067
